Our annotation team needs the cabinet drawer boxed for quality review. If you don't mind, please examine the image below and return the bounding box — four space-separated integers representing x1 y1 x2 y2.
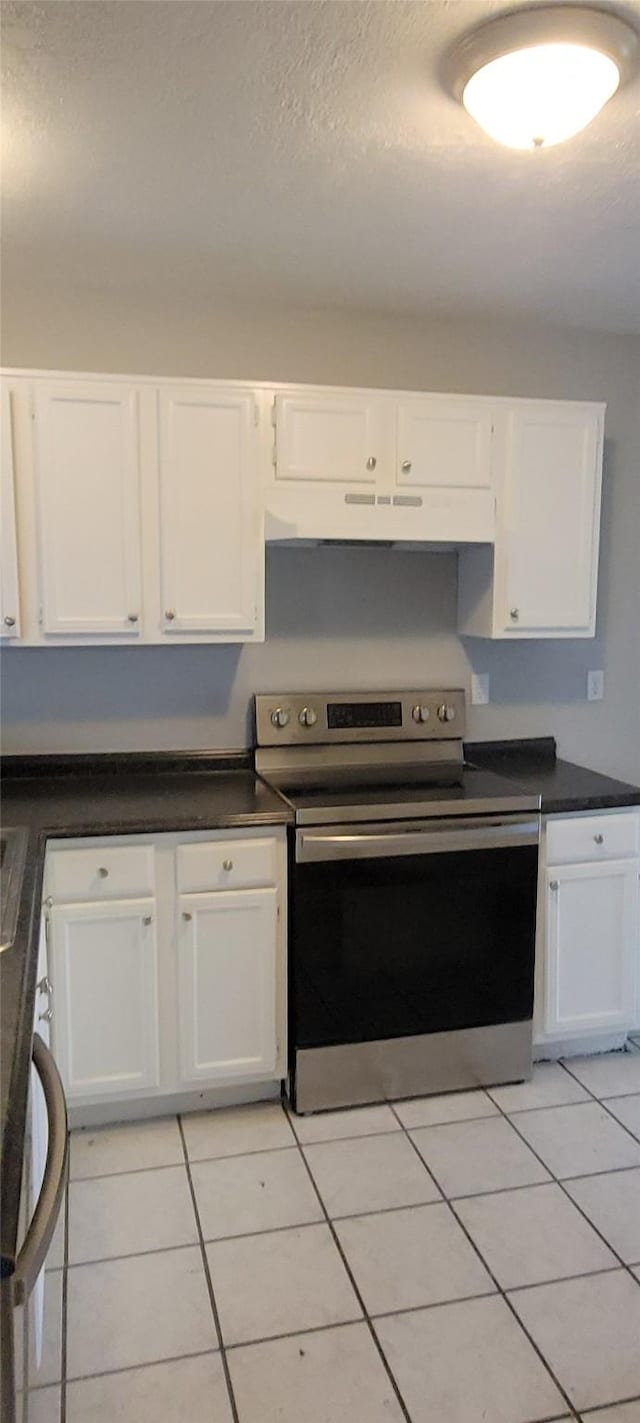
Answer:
177 838 277 892
46 844 155 902
546 813 639 866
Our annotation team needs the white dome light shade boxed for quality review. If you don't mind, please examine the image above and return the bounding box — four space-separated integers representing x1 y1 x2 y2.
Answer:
446 6 639 153
463 43 620 149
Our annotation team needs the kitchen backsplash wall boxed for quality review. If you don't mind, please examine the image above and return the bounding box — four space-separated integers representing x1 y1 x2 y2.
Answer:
2 291 639 780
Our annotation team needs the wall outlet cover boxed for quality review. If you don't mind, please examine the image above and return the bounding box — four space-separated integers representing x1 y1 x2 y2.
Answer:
587 670 604 701
471 673 490 706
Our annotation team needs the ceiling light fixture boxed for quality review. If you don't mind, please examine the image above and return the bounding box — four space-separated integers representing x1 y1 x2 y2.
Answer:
446 5 639 150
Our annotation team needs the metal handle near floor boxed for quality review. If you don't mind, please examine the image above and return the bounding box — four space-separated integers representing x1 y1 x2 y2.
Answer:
13 1034 68 1306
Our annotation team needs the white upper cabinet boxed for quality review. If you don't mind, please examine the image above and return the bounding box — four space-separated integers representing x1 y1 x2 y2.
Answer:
0 379 22 638
33 381 143 636
458 400 603 639
501 405 601 634
274 391 387 484
396 397 494 490
158 386 260 635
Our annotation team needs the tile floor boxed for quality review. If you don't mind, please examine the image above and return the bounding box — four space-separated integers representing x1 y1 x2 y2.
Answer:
27 1042 640 1423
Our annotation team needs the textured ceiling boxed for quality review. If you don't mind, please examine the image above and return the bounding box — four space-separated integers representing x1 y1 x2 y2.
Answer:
2 0 640 332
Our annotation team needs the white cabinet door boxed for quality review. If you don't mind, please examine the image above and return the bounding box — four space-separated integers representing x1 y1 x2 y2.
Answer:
544 860 638 1037
1 379 22 638
502 405 601 635
50 898 159 1099
275 392 385 485
158 386 259 635
397 397 493 490
178 888 277 1085
33 381 143 636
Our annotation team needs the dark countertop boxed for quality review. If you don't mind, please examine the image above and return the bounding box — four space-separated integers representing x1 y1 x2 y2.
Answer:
466 737 640 814
0 751 292 1277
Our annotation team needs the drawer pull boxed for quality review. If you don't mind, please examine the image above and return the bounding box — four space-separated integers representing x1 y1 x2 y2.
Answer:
594 833 604 844
98 867 109 878
223 859 233 871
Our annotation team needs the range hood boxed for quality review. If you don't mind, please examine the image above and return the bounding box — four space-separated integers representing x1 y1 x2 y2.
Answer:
264 484 496 549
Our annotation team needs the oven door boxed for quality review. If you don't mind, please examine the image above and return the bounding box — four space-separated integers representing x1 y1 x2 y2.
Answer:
291 814 539 1066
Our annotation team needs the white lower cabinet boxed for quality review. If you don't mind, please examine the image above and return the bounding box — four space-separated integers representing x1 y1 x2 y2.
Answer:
50 897 160 1099
45 827 286 1114
536 809 640 1049
543 861 638 1037
178 888 278 1085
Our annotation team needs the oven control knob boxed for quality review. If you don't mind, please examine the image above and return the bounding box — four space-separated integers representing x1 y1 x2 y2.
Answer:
437 703 456 723
270 707 290 729
412 704 430 724
298 706 318 728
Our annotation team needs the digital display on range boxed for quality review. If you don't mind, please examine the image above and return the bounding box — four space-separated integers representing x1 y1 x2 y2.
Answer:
327 701 403 730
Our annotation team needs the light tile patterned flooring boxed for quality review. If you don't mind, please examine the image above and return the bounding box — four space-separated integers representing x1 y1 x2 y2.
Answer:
29 1042 640 1422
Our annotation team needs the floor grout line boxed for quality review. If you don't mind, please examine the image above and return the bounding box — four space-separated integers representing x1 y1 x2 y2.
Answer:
489 1087 640 1287
293 1130 414 1423
176 1115 240 1423
557 1058 640 1150
387 1098 582 1421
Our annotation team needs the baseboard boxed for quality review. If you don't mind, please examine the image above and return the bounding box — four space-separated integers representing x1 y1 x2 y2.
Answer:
68 1079 282 1130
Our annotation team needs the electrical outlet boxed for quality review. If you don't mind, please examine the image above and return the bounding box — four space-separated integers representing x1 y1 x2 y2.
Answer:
587 670 604 701
471 673 490 706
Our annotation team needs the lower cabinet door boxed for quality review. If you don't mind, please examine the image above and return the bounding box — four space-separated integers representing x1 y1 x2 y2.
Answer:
178 888 278 1085
50 898 160 1099
544 860 639 1036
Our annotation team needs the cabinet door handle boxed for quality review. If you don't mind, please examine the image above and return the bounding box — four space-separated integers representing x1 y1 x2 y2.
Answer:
549 879 559 891
223 859 233 871
142 915 153 926
401 459 412 473
366 456 377 471
594 833 604 844
127 613 139 623
4 615 16 627
182 911 192 922
165 609 176 621
510 608 519 621
98 867 109 878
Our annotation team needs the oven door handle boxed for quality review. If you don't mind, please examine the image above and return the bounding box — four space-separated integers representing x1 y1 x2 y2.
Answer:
296 817 540 863
13 1034 68 1306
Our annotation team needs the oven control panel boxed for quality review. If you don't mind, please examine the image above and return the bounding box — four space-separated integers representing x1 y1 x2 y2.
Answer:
255 690 466 746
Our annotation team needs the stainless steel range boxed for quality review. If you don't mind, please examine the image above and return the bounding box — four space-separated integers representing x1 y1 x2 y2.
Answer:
255 690 541 1114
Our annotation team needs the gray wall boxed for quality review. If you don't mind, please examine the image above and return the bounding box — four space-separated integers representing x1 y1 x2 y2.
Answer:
2 289 639 780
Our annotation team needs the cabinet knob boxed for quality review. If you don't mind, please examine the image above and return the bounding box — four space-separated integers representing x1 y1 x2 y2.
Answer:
182 910 192 921
366 456 377 471
510 608 519 621
98 866 109 878
401 460 412 473
37 976 53 997
142 914 153 926
594 833 604 844
127 613 139 623
223 859 233 871
165 609 176 621
3 615 16 627
38 1006 53 1024
549 879 559 891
